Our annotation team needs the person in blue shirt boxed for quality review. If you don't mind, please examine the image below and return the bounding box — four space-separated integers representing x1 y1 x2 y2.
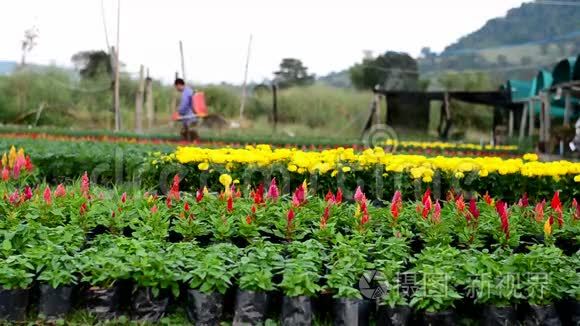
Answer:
174 78 198 141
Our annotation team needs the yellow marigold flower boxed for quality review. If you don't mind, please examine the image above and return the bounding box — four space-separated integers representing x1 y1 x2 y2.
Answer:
331 170 338 177
234 179 240 184
297 168 306 174
342 166 351 173
422 176 433 183
479 169 489 177
523 153 539 161
287 164 298 172
219 174 232 188
198 162 210 171
454 172 464 179
575 175 580 182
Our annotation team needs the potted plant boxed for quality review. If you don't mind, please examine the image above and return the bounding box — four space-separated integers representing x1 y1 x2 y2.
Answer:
325 236 370 325
518 245 567 325
77 235 132 320
463 249 523 325
0 255 34 322
234 241 283 324
182 243 239 325
279 239 324 326
27 242 80 320
124 238 180 322
409 245 464 325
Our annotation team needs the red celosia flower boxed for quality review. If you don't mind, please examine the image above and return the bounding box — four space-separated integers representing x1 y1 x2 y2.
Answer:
1 167 9 181
483 192 493 205
81 172 90 197
556 207 564 228
227 195 234 213
251 204 256 214
361 213 370 226
455 195 466 213
12 163 21 179
287 208 295 225
325 190 336 204
195 189 204 203
534 201 545 222
43 186 52 205
496 201 509 240
518 193 529 207
253 184 265 204
169 175 180 200
422 188 432 206
320 205 330 228
433 201 441 224
246 215 252 224
24 155 33 172
335 188 343 204
267 178 279 201
551 192 561 211
573 199 580 220
166 196 172 208
9 189 20 205
23 186 33 201
292 185 306 207
80 202 87 215
468 198 480 220
184 202 190 212
446 189 455 202
151 205 158 214
54 184 66 197
390 201 400 221
354 186 365 203
121 192 127 203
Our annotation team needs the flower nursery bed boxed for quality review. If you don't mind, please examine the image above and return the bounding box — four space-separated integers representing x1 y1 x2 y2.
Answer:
1 165 579 325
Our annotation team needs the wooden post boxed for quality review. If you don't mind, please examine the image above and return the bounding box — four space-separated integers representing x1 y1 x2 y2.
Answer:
110 46 121 132
113 0 121 132
544 95 551 143
539 98 545 142
508 109 514 137
135 65 145 133
519 103 528 141
528 99 535 139
375 94 381 125
179 41 186 82
239 34 253 121
145 68 154 130
564 90 572 126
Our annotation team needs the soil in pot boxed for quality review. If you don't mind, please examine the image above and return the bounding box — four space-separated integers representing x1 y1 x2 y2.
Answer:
38 284 73 319
333 298 370 326
0 288 29 322
130 286 170 322
83 284 121 320
376 305 412 326
523 304 562 326
281 295 313 326
481 305 517 326
186 289 224 326
233 290 268 325
422 310 456 326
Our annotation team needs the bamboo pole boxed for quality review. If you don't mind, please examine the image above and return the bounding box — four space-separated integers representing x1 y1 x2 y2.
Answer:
145 68 154 130
519 103 528 141
113 0 121 131
135 65 145 133
239 34 253 121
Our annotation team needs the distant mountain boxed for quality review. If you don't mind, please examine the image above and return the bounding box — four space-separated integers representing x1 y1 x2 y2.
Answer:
0 61 17 75
419 1 580 80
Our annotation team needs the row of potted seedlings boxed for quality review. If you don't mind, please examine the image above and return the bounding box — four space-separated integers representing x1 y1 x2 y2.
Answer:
0 175 579 324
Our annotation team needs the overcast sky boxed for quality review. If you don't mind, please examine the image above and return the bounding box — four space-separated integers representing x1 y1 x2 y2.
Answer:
0 0 528 84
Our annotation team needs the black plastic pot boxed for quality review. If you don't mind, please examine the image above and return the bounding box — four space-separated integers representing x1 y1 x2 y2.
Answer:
0 288 29 322
38 284 73 319
481 305 517 326
233 290 268 325
570 300 580 326
281 296 313 326
84 285 121 320
554 237 580 256
523 304 562 326
186 289 224 326
130 286 169 322
422 310 456 326
333 298 370 326
376 305 412 326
